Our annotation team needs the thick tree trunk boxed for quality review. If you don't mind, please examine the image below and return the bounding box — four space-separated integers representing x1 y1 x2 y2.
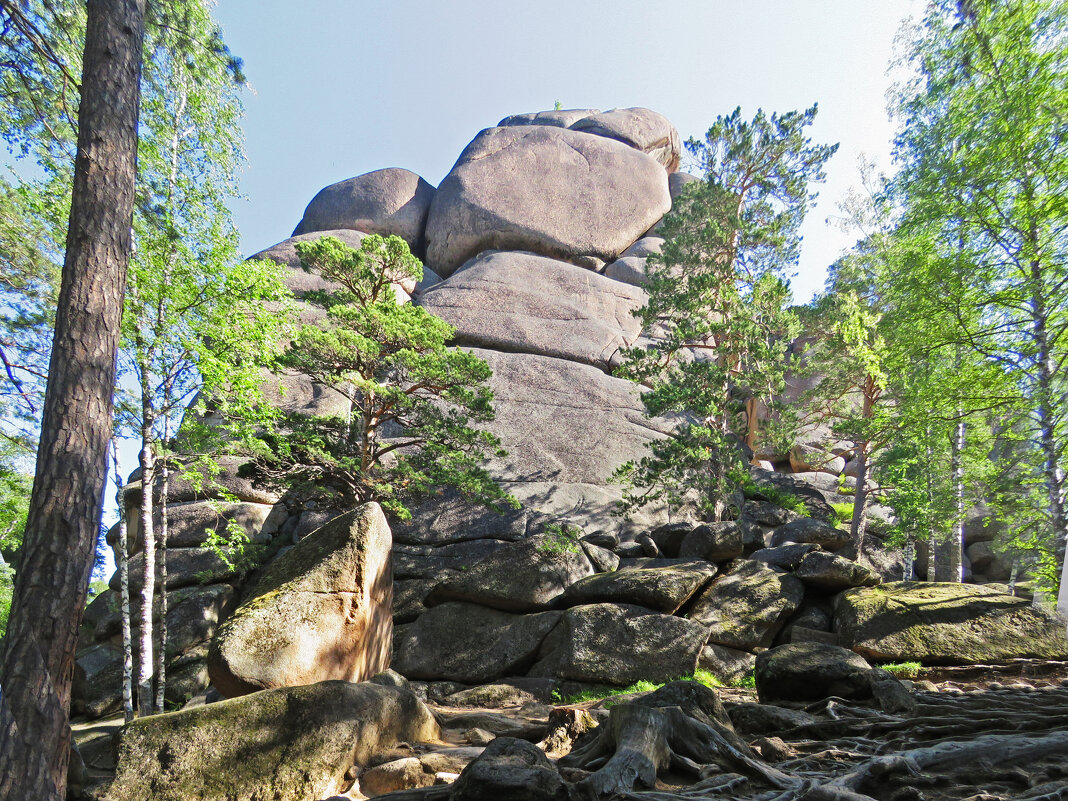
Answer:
110 441 135 724
0 1 145 796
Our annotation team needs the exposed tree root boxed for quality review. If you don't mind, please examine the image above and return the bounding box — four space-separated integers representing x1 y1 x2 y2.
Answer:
565 684 1068 801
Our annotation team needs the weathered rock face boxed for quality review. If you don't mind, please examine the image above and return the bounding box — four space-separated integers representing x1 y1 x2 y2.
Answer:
558 562 717 614
749 543 821 571
530 603 708 686
105 679 439 801
291 168 436 257
678 521 744 562
124 455 280 509
498 108 599 128
419 250 647 370
425 125 670 274
835 581 1068 664
425 534 594 612
110 547 238 595
72 642 126 719
447 737 569 801
770 517 850 551
794 551 881 590
395 348 679 543
110 500 285 554
498 106 682 171
207 504 393 697
392 602 562 684
698 643 756 684
755 642 874 704
687 560 805 650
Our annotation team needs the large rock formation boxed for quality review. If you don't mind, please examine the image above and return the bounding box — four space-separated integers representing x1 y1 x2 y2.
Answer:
292 167 436 257
418 249 647 370
105 678 439 801
425 124 671 274
81 106 1060 727
835 582 1068 664
207 504 393 697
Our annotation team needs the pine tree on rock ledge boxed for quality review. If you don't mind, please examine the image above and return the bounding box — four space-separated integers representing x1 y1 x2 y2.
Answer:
255 234 517 520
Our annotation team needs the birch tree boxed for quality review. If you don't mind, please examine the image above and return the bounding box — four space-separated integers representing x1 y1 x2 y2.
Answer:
892 0 1068 605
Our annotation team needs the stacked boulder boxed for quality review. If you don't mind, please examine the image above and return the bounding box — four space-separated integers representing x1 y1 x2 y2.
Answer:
388 472 890 691
74 106 1066 719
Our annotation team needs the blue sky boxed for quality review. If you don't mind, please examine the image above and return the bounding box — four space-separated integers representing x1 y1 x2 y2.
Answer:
214 0 924 302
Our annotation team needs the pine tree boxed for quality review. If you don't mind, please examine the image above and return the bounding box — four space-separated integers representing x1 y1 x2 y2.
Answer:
615 106 836 521
258 234 515 520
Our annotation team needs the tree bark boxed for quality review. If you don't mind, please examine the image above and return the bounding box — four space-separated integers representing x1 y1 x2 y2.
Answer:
110 440 135 724
136 405 156 718
154 412 171 713
0 0 145 796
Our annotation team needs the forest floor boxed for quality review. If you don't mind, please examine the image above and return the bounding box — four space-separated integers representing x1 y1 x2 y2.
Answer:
74 660 1068 801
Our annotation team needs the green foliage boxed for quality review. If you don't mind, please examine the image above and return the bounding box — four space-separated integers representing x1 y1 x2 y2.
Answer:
0 560 13 640
202 517 265 574
0 453 31 559
615 106 836 521
878 661 921 679
829 501 854 528
539 523 583 554
735 470 807 515
258 235 516 520
552 669 729 705
889 0 1068 592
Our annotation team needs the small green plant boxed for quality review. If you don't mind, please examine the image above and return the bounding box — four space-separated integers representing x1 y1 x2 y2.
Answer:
830 501 855 528
553 669 728 705
203 516 265 573
540 522 583 555
728 668 757 689
735 471 808 515
879 661 921 679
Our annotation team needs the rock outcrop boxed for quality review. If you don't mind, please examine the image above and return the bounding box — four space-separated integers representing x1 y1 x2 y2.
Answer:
292 167 436 257
418 249 647 370
81 106 1057 728
105 677 439 801
835 581 1068 664
425 124 671 274
207 504 393 697
754 642 874 704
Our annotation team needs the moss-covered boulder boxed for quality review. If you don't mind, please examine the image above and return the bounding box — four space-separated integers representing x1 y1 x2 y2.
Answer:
687 559 804 650
207 503 392 697
755 642 873 704
557 561 717 614
104 678 439 801
835 581 1068 664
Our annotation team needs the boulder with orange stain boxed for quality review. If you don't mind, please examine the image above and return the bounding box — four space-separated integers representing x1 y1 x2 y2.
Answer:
208 503 393 697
